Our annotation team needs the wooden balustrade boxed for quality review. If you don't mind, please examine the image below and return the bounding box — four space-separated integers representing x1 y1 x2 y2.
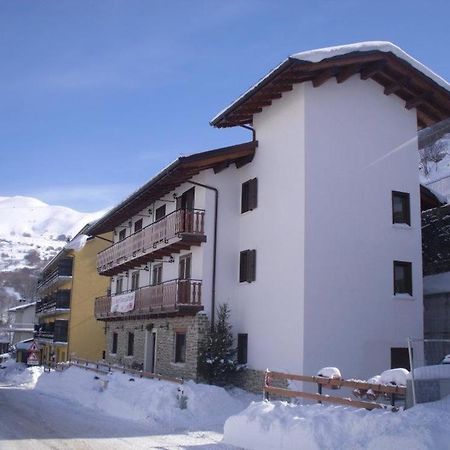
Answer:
97 209 205 275
94 279 202 319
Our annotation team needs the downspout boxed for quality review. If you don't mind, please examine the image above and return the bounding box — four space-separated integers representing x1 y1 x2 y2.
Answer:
187 180 218 330
240 124 256 141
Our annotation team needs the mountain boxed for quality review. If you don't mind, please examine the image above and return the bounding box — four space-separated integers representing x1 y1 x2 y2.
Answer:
0 195 106 272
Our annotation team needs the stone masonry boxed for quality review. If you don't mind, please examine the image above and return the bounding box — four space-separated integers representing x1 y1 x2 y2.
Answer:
105 312 209 381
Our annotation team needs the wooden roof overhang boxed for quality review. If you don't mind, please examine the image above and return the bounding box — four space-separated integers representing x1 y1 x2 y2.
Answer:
420 184 444 212
211 51 450 130
87 141 257 235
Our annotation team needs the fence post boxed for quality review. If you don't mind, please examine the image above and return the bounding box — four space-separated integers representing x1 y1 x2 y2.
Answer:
408 337 417 407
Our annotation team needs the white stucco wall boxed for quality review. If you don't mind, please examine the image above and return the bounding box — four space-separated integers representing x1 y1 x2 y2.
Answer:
302 76 423 379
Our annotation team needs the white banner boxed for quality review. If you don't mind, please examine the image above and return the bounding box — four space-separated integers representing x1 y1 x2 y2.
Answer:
111 291 135 313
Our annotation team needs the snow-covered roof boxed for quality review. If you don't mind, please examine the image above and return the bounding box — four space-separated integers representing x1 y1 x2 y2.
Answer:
211 41 450 129
8 302 36 312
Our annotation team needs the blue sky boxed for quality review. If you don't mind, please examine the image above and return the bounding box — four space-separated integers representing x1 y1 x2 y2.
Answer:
1 0 449 211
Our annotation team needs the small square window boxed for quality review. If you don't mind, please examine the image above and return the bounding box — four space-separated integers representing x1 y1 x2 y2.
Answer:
392 191 410 225
155 205 166 221
175 332 186 363
394 261 412 295
134 219 143 233
119 229 127 241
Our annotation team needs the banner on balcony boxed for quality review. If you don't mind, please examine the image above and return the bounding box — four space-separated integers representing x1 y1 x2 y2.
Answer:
110 292 135 313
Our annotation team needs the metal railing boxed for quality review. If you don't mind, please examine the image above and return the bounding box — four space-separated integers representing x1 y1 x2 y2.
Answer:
94 278 202 319
97 209 205 273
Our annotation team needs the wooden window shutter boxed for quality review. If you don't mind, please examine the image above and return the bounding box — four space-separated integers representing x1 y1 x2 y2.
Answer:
247 250 256 282
240 250 256 283
249 178 258 210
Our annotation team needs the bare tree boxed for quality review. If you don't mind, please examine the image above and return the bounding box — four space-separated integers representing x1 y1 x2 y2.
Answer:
420 139 448 177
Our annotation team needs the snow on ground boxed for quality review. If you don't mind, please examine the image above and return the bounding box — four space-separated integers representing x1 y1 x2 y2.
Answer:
33 365 255 431
224 398 450 450
0 359 43 387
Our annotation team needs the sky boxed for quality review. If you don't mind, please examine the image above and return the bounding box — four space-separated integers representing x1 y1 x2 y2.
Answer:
0 0 449 212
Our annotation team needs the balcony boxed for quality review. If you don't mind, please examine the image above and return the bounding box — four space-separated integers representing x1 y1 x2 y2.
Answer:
36 290 71 317
94 279 203 320
35 320 68 344
97 209 206 276
37 260 73 294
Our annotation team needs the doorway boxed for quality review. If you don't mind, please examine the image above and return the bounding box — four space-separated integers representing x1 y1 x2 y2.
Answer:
144 330 157 373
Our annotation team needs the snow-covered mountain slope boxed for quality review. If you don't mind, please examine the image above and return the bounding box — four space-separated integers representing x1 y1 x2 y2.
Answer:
0 196 106 271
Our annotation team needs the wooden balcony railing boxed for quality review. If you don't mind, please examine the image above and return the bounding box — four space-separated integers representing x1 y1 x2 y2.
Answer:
97 209 205 275
94 279 202 319
36 291 71 316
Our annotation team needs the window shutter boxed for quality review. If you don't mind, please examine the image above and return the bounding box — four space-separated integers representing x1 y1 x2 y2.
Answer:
247 250 256 282
249 178 258 210
239 251 248 282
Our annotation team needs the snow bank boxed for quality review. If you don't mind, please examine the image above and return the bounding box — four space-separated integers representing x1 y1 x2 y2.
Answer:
224 399 450 450
379 368 409 386
0 360 43 387
411 364 450 381
34 366 255 429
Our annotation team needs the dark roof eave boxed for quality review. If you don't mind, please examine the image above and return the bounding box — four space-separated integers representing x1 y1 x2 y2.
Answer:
87 141 257 235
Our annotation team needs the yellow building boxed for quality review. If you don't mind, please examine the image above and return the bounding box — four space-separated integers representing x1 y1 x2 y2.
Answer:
35 225 112 364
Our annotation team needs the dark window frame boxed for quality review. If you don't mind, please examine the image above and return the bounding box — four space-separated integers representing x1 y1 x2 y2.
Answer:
155 205 166 221
240 249 256 283
152 263 163 286
134 219 143 233
241 178 258 214
116 277 124 295
179 254 192 280
392 191 411 225
118 228 127 241
237 333 248 364
112 332 118 354
175 332 186 363
131 271 140 291
127 332 134 356
393 260 413 295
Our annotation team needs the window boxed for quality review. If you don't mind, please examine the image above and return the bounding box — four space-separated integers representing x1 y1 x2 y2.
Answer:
118 229 126 241
179 254 192 280
131 271 140 291
394 261 412 295
152 264 162 286
240 250 256 283
134 219 143 233
392 191 410 225
116 277 123 295
241 178 258 213
127 332 134 356
175 332 186 363
237 334 248 364
112 333 118 354
391 347 411 370
155 205 166 221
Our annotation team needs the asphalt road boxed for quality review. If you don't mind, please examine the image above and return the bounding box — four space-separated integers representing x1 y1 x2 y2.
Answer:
0 385 232 450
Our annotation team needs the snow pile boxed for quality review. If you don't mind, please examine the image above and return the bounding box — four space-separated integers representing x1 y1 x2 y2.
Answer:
34 366 255 429
0 360 43 387
317 367 341 378
64 234 89 251
379 368 409 386
224 399 450 450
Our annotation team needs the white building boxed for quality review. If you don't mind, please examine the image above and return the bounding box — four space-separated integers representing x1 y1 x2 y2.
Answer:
6 302 36 345
88 42 450 389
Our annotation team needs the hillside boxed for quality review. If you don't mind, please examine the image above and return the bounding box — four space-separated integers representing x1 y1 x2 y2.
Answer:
0 196 105 317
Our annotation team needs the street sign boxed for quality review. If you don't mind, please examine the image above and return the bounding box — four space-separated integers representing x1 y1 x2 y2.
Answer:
27 340 40 366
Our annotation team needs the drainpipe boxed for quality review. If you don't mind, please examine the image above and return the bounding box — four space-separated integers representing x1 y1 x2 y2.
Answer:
187 180 218 330
240 124 256 141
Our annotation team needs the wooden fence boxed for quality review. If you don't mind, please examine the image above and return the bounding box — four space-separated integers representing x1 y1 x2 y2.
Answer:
263 370 406 411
